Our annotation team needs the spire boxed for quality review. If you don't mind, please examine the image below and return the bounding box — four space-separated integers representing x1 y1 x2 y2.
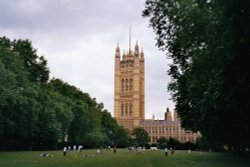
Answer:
135 40 139 51
134 40 139 56
116 43 120 53
122 50 126 60
129 26 131 53
115 43 120 58
140 48 144 58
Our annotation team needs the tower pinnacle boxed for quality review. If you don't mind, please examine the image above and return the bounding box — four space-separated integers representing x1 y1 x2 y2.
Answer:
116 43 120 53
140 48 144 58
129 26 131 53
115 43 120 58
135 40 139 51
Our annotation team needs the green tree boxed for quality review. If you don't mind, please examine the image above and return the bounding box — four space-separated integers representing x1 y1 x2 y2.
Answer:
143 0 250 151
12 39 49 84
0 37 49 84
156 137 168 149
168 137 180 149
113 126 129 147
100 110 129 147
0 36 120 150
0 42 41 150
133 127 149 147
100 110 117 144
48 78 106 147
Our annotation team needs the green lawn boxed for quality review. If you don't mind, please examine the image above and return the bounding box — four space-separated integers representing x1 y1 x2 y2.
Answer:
0 149 249 167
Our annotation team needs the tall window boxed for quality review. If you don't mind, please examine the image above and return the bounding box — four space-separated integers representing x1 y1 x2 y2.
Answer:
129 103 132 116
125 103 128 116
130 79 133 91
121 104 124 116
126 79 129 91
121 79 124 92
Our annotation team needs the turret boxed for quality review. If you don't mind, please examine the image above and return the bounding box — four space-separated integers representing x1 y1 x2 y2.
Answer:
115 43 120 59
165 107 172 121
134 41 139 56
140 48 144 59
173 110 179 121
122 50 126 60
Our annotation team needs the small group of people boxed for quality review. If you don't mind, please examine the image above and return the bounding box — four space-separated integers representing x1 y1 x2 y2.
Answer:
164 147 175 156
63 144 83 156
63 145 118 157
96 145 116 155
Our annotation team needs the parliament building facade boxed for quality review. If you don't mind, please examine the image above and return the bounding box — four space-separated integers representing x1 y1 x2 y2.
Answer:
114 42 200 144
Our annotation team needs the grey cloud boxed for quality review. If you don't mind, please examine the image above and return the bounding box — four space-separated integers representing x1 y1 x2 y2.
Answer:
0 0 174 119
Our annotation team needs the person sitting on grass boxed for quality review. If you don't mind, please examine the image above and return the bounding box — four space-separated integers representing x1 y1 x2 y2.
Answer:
40 153 53 157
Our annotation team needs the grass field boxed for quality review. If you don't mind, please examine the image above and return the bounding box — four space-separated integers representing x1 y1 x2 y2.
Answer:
0 149 249 167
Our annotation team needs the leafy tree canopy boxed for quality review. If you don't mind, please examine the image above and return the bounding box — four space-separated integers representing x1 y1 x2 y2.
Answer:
133 127 149 146
0 36 123 150
143 0 250 150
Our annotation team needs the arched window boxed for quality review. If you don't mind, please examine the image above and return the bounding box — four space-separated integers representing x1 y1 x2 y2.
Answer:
121 104 124 116
121 79 124 92
129 103 132 116
130 79 133 91
126 79 129 91
125 103 128 116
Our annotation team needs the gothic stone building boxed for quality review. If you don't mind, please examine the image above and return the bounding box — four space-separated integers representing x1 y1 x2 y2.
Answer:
114 42 200 144
140 108 200 144
114 41 144 130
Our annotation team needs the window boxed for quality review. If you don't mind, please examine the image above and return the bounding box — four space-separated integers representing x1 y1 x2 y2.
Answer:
125 103 128 116
121 104 124 116
129 103 132 116
130 79 133 91
121 79 124 92
126 79 129 91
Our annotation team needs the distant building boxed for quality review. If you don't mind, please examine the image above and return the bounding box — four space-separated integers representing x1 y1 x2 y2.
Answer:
140 108 200 144
114 41 200 143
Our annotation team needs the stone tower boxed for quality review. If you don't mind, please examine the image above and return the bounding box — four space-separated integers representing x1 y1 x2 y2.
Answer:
164 107 172 121
114 41 145 130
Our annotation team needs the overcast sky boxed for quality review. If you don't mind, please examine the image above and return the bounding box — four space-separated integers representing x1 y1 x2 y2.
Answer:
0 0 174 119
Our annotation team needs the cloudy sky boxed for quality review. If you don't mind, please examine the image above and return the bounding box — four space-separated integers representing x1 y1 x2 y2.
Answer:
0 0 174 119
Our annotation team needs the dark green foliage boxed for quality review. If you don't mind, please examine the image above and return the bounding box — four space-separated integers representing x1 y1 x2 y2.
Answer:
143 0 250 151
195 136 224 152
133 127 149 146
100 110 129 147
168 137 181 149
156 137 182 149
0 36 123 150
12 39 49 84
156 137 168 149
